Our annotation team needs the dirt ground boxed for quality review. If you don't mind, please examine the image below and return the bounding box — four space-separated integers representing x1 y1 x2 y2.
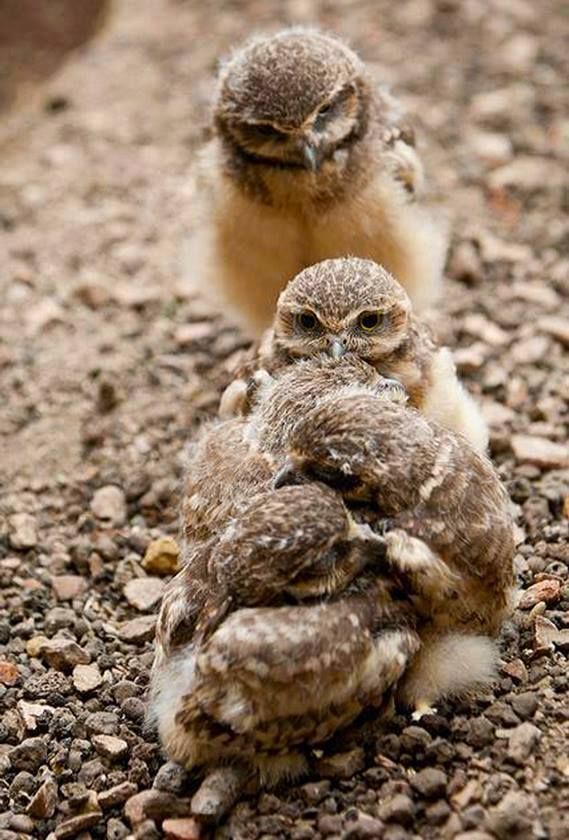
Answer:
0 0 568 838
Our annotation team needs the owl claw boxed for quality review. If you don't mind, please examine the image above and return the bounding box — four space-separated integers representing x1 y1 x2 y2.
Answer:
411 703 437 721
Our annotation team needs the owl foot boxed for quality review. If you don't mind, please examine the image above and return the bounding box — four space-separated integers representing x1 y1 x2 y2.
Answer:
191 764 253 824
411 702 438 721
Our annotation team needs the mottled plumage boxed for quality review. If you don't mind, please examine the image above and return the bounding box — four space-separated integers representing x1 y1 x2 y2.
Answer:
270 364 516 711
223 258 489 451
185 29 447 335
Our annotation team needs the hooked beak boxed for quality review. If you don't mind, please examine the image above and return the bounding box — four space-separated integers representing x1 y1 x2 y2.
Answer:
328 338 346 359
301 141 319 172
274 456 304 489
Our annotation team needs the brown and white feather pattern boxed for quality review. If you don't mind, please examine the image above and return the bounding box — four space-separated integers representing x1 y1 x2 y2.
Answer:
184 28 447 334
223 258 488 451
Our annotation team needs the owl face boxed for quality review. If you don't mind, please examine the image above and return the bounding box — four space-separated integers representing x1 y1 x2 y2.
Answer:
215 30 369 173
273 258 411 362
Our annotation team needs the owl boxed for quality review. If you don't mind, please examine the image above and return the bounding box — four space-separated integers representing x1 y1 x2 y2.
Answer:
185 28 448 336
223 258 489 452
151 481 420 791
267 358 516 715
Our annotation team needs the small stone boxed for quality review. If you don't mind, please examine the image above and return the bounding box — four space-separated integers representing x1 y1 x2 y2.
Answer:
486 790 534 839
9 737 47 772
124 790 190 826
510 692 538 720
54 809 102 839
0 660 20 685
153 762 190 794
118 615 157 644
174 322 213 347
51 575 87 601
85 711 119 736
507 722 541 764
17 699 53 730
518 579 561 609
8 513 38 550
123 578 165 611
142 538 181 576
162 818 202 840
92 735 128 760
410 768 447 799
301 780 331 804
539 316 569 347
500 659 528 683
378 794 415 826
91 485 127 526
511 435 569 468
98 782 138 810
27 776 58 819
73 663 103 694
28 636 90 671
315 748 365 779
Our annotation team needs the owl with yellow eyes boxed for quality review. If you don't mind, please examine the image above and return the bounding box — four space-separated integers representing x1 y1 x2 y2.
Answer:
184 28 448 336
220 257 489 452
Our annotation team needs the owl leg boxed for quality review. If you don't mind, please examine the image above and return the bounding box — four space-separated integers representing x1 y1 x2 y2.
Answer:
398 633 499 715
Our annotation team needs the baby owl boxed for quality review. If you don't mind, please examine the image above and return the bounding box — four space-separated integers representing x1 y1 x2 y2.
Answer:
185 28 447 335
271 363 516 715
223 258 489 452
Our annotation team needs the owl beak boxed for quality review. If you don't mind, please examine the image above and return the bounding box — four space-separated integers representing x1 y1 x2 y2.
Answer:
301 141 319 171
328 338 346 359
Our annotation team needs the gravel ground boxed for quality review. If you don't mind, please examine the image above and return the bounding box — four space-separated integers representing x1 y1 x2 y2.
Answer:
0 1 568 838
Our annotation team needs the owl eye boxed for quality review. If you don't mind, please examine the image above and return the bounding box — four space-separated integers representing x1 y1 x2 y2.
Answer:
296 311 319 332
358 311 383 332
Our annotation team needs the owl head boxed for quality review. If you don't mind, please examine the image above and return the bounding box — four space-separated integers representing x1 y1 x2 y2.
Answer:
214 29 372 173
272 258 412 362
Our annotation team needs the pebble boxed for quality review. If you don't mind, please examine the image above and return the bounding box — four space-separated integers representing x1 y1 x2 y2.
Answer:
162 817 202 840
9 737 47 772
123 578 165 611
378 794 415 826
27 636 90 671
92 735 128 760
507 722 542 764
51 575 87 601
0 661 20 685
8 513 38 550
314 748 365 780
118 615 157 644
26 775 58 819
72 663 103 694
85 711 119 736
518 579 561 609
534 615 569 653
153 762 190 794
486 790 534 839
410 768 448 799
142 537 180 576
90 485 127 526
511 435 569 468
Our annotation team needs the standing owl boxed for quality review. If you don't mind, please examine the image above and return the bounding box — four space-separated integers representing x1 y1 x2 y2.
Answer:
222 258 488 452
185 28 448 336
271 365 516 715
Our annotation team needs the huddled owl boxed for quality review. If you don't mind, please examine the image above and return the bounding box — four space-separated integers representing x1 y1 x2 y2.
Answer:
221 258 489 452
266 358 516 715
185 28 448 335
151 477 420 786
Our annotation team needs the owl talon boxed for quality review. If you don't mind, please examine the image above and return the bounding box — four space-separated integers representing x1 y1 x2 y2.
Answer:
411 703 437 721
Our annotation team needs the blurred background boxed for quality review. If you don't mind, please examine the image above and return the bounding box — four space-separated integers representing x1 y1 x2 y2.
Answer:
0 5 567 838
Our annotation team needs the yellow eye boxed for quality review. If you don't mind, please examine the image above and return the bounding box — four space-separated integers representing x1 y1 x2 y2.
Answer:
296 311 319 332
359 311 382 332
